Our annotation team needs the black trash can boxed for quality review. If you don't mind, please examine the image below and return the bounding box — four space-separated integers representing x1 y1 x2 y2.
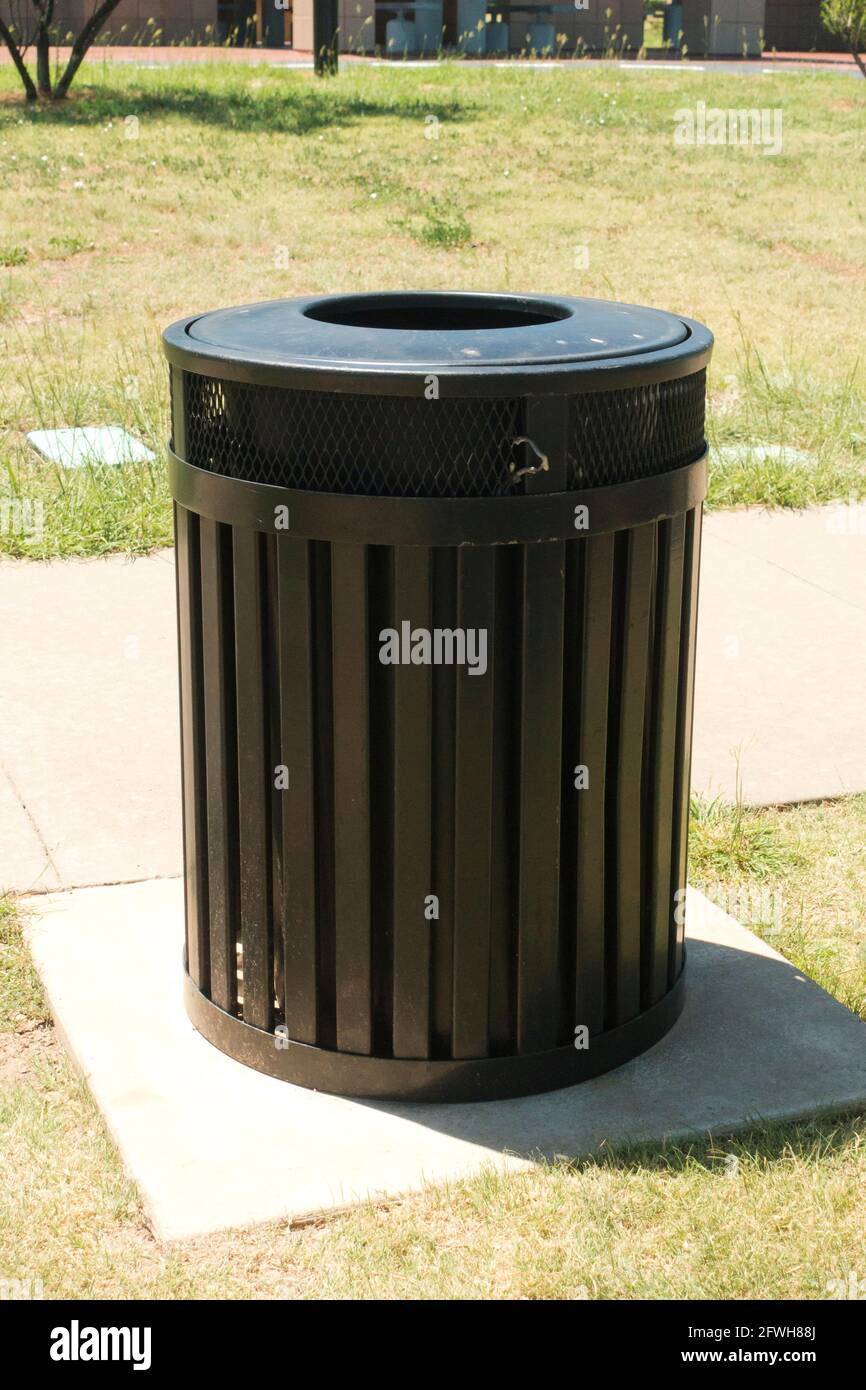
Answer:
163 292 712 1103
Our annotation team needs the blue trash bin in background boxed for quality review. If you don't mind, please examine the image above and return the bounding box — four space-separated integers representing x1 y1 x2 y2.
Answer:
663 1 683 48
457 0 486 51
414 0 443 53
527 19 555 52
485 17 510 52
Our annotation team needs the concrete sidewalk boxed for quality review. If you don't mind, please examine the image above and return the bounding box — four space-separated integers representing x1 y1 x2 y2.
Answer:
0 549 179 893
693 504 866 807
1 502 864 894
1 46 859 75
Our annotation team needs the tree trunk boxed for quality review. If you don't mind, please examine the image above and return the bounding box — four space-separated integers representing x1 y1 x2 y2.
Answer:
36 24 52 98
0 17 39 100
53 0 124 99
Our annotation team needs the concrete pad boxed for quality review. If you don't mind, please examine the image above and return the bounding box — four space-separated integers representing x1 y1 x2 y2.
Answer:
0 553 181 892
693 504 866 805
24 878 866 1241
25 426 156 470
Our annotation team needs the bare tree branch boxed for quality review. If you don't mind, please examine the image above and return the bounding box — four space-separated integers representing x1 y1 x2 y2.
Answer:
2 0 124 99
0 14 38 99
53 0 124 99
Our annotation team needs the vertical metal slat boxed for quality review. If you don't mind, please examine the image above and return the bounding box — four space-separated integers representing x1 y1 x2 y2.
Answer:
574 531 614 1038
311 541 336 1050
331 543 373 1055
391 547 433 1059
647 515 686 1005
613 522 655 1025
277 535 318 1044
199 516 236 1014
175 504 209 994
488 545 520 1055
430 549 457 1058
672 506 703 980
233 526 271 1031
452 547 495 1060
516 541 565 1054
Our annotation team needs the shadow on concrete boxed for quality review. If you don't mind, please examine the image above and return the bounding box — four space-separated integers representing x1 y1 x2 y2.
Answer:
347 935 866 1165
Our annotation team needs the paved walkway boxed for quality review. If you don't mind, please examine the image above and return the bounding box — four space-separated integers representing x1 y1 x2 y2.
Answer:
1 45 860 75
693 505 866 807
0 550 179 893
2 502 864 894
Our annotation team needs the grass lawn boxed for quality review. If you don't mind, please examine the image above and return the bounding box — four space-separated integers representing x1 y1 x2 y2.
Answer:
2 796 864 1300
0 59 865 557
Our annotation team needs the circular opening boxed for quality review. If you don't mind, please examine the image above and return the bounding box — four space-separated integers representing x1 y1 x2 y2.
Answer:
303 293 572 333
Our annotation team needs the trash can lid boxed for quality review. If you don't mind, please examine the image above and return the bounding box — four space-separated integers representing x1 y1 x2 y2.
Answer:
165 292 711 394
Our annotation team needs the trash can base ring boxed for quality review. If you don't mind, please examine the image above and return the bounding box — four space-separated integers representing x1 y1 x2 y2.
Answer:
183 961 686 1104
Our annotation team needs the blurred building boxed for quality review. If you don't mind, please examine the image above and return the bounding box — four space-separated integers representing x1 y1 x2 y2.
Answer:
0 0 644 52
680 0 844 55
0 0 845 55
